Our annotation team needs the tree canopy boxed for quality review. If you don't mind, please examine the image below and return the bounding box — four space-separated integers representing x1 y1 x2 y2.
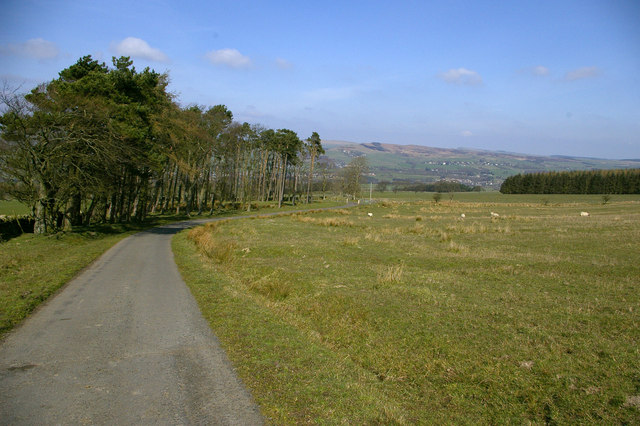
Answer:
0 55 325 233
500 169 640 194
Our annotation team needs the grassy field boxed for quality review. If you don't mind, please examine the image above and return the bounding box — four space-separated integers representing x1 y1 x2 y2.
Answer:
0 199 343 338
0 200 31 216
173 193 640 423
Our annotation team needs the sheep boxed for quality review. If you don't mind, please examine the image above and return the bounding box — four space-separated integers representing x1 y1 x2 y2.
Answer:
367 212 373 217
460 213 466 219
580 211 590 217
490 212 500 218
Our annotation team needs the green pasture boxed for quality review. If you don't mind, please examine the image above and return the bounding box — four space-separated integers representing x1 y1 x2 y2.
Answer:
370 191 638 204
0 200 30 216
174 193 640 423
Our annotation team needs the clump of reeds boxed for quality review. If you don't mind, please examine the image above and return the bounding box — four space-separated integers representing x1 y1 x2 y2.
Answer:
188 225 237 263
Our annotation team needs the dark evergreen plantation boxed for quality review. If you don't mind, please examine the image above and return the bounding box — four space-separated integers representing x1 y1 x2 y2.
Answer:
0 56 323 233
500 169 640 194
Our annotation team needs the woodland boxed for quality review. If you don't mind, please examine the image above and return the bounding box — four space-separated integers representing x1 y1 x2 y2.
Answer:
500 169 640 194
0 56 332 233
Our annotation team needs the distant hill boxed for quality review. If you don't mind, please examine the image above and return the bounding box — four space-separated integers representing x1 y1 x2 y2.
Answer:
320 140 640 188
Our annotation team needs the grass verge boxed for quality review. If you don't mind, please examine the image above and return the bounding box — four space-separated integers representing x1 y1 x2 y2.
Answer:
174 194 640 423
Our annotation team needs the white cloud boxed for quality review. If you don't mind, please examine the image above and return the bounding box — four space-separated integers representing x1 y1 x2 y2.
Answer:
0 38 59 59
532 65 549 76
275 58 293 70
461 130 473 137
205 48 252 68
112 37 169 62
439 68 483 86
565 66 600 81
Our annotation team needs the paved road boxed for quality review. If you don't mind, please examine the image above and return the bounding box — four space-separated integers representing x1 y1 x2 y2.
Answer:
0 219 264 425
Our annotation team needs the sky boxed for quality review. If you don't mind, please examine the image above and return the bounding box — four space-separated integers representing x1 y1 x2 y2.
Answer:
1 0 639 159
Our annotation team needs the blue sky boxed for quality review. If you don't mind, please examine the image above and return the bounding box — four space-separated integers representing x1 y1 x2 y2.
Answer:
1 0 639 159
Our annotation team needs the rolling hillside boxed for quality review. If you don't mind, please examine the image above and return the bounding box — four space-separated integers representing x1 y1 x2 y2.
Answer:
321 141 640 189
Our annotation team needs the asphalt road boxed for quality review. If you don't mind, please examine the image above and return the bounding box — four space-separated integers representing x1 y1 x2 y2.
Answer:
0 219 264 425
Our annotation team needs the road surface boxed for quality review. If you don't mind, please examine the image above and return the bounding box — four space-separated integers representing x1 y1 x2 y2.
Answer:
0 219 264 425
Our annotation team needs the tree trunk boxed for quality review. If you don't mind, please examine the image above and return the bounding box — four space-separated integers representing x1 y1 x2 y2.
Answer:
83 195 97 226
278 155 288 208
33 199 46 234
306 153 316 203
68 192 83 226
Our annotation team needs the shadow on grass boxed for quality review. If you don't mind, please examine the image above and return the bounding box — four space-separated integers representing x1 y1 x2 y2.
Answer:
1 200 348 243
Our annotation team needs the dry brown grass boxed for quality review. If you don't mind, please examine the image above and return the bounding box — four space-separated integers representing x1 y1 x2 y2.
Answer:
445 240 468 253
187 225 237 263
382 214 402 219
377 263 405 284
364 232 383 242
379 201 402 208
342 236 360 246
247 270 292 301
445 223 488 234
294 216 354 227
438 230 451 242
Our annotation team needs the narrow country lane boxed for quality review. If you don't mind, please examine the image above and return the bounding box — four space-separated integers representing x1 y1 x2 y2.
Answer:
0 219 263 425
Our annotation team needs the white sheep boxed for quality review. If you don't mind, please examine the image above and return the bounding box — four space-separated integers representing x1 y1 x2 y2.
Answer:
367 212 373 217
580 211 590 217
460 213 466 219
490 212 500 218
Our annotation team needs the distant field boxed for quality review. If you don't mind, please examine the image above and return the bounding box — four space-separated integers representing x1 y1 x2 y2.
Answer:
0 200 30 216
371 191 640 204
174 193 640 423
322 140 640 187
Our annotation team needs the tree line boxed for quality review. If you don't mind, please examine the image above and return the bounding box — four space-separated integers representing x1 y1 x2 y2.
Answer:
500 169 640 194
0 56 328 233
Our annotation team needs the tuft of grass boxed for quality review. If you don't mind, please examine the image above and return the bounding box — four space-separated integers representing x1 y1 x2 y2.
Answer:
438 230 451 242
342 236 360 247
377 263 405 284
364 231 382 242
188 224 237 263
294 216 354 227
247 270 293 301
382 214 401 219
407 224 425 234
446 223 488 234
445 240 468 253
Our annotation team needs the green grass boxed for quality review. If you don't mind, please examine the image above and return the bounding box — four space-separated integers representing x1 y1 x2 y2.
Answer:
371 191 640 204
0 200 30 216
0 199 343 338
173 193 640 423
